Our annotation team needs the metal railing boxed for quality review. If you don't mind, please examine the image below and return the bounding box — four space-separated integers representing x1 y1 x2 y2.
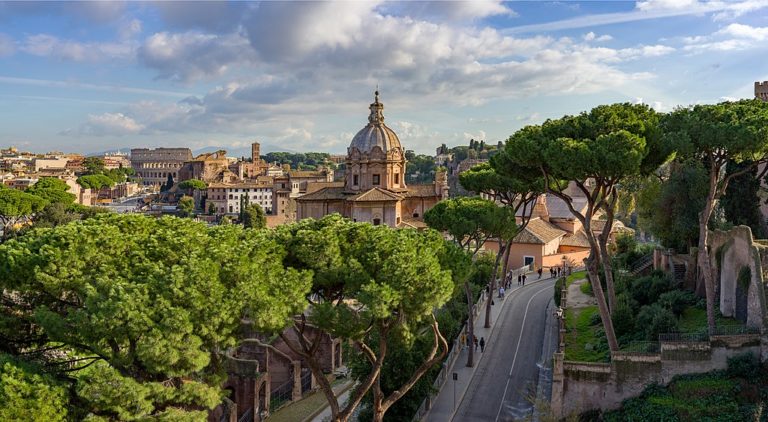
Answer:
269 379 294 412
658 331 709 342
619 341 660 355
238 407 253 422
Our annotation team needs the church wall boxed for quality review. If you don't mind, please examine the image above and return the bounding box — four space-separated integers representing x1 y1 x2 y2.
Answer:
402 195 439 219
351 202 398 227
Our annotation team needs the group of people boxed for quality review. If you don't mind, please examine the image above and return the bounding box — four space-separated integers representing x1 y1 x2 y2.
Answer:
550 266 565 278
460 332 486 353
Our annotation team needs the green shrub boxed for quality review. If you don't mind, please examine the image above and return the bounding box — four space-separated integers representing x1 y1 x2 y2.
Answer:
630 273 672 306
612 294 636 339
726 353 759 379
636 304 678 340
658 290 698 316
616 233 637 255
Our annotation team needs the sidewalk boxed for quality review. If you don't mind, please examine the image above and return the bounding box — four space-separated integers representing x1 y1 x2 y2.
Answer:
424 275 553 422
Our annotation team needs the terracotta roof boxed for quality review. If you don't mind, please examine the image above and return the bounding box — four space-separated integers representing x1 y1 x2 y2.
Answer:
349 187 402 202
402 184 438 198
560 229 591 248
305 181 344 194
590 219 635 234
513 218 566 244
296 187 346 201
288 170 329 178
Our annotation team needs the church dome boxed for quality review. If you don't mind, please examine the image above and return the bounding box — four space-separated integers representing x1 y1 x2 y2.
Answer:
349 91 402 154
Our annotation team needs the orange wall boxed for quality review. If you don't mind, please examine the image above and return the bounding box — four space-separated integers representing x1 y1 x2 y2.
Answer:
485 241 544 270
542 250 590 269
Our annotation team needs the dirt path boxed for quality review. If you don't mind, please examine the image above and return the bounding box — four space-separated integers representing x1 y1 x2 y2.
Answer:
566 278 596 309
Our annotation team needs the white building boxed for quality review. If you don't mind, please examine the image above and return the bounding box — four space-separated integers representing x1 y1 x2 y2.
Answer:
207 182 273 215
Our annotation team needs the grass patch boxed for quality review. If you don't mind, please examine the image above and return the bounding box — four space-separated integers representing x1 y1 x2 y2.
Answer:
564 305 609 362
267 378 349 422
678 307 744 333
565 270 587 288
579 280 593 296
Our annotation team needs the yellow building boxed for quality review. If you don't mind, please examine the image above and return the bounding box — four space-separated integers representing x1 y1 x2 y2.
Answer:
297 91 448 227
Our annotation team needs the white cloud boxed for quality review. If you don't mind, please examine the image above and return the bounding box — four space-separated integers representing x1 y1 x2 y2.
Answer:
507 0 768 34
635 0 700 12
138 31 254 81
718 23 768 40
20 34 135 61
395 1 516 21
583 32 613 42
79 113 144 136
683 23 768 52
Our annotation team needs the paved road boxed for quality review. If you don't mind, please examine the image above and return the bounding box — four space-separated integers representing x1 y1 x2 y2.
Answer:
452 277 557 422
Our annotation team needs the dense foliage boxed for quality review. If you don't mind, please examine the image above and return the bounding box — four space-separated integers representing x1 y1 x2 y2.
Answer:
240 203 266 229
271 215 470 421
600 354 766 421
262 152 331 170
0 214 311 419
721 160 766 238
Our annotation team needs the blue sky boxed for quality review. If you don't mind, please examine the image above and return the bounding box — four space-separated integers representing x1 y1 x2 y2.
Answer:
1 0 767 155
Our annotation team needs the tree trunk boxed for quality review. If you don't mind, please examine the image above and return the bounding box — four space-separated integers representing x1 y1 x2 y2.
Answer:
371 373 384 422
586 254 619 351
501 245 511 288
597 190 619 314
698 173 718 334
464 281 475 367
485 240 506 328
597 228 617 314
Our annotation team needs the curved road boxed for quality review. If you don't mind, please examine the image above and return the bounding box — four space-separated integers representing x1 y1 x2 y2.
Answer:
452 277 557 422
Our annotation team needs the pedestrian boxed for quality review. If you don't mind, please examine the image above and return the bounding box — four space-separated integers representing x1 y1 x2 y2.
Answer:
479 337 486 353
498 286 503 298
538 267 543 279
460 332 467 350
550 267 554 278
473 335 478 351
557 267 561 277
518 274 522 286
501 286 505 298
522 274 526 286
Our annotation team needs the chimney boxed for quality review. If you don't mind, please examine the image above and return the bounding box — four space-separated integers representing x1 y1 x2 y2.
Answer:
531 194 549 222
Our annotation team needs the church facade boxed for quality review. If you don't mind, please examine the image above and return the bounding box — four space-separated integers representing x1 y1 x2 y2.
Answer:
296 92 448 228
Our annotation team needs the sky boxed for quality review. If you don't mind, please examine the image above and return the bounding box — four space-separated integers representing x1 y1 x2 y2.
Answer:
1 0 768 156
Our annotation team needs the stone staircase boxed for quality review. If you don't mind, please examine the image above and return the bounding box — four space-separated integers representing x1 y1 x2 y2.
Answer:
629 254 653 276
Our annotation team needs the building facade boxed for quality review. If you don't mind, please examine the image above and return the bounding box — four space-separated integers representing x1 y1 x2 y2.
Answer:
207 182 274 215
296 91 448 228
131 148 193 186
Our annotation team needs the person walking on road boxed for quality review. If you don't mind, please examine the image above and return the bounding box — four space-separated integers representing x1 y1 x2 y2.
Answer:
460 332 467 350
517 274 522 286
538 267 543 279
479 337 486 353
522 274 527 286
473 335 479 351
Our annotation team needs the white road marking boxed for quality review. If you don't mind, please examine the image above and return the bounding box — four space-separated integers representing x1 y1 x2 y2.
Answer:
494 285 551 422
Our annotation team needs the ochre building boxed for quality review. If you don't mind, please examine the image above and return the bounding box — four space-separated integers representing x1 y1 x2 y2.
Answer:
297 91 448 228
